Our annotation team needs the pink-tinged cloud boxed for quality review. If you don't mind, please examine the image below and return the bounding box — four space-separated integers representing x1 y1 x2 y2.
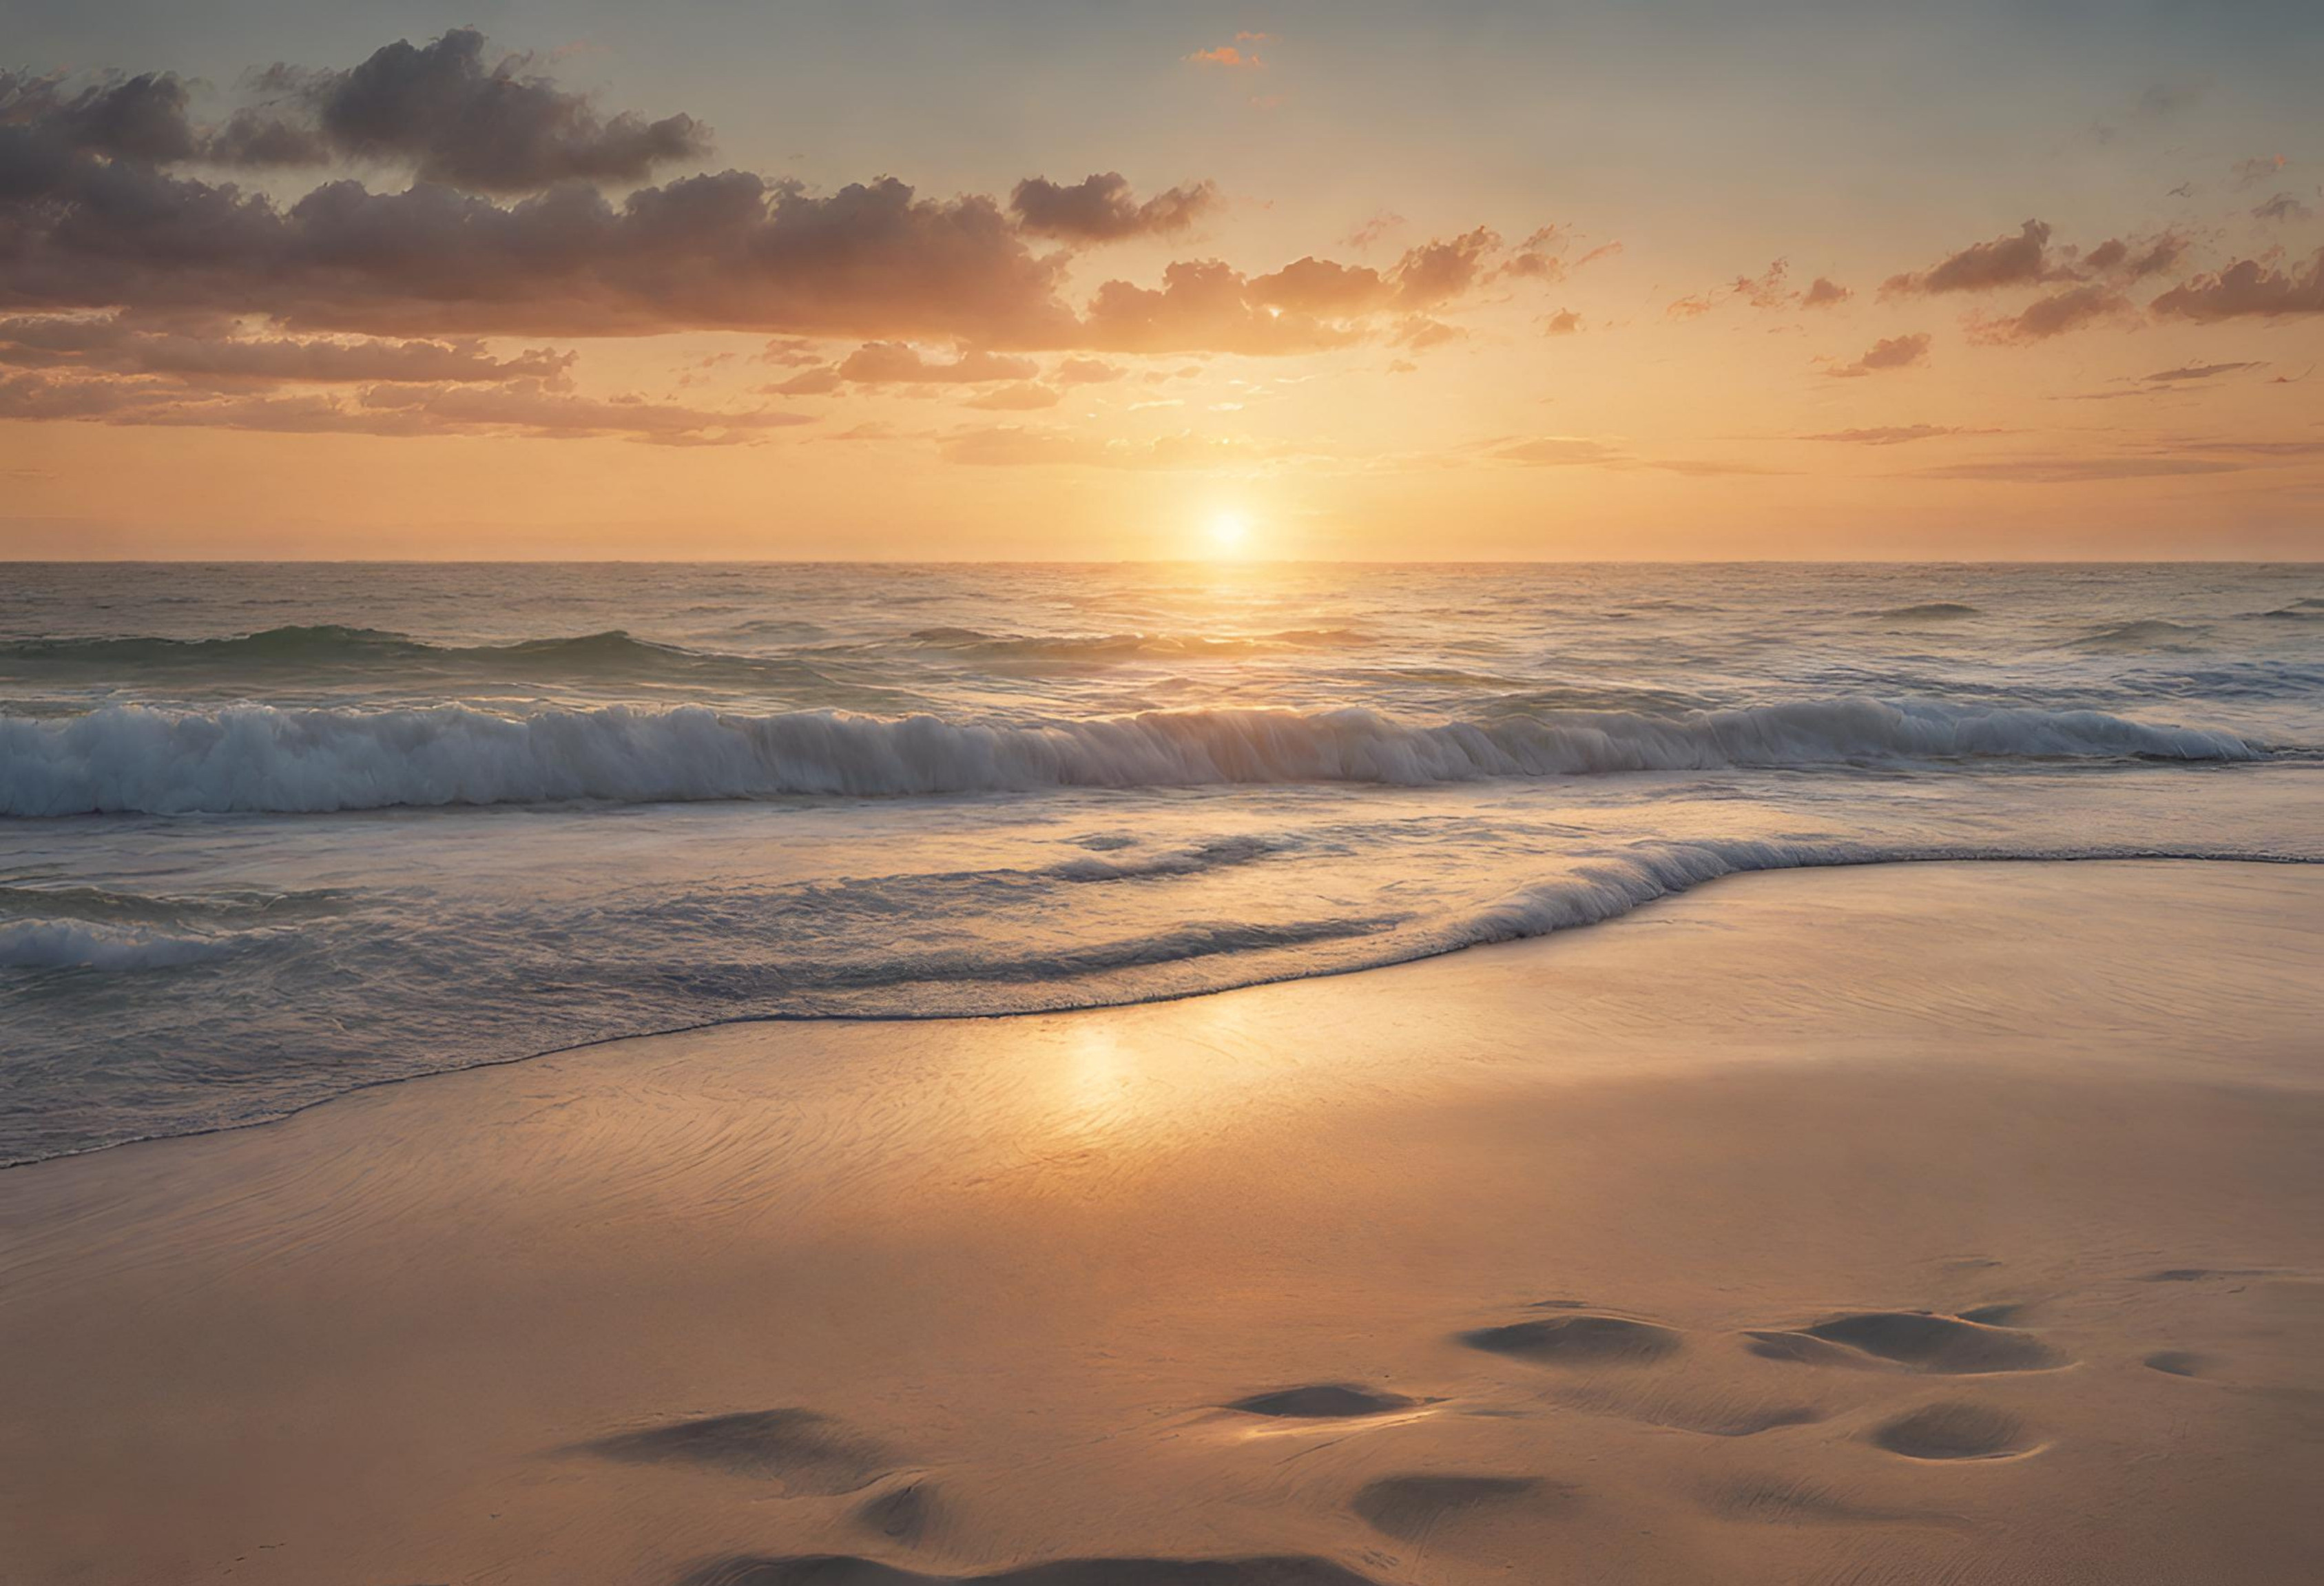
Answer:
1800 424 1986 444
1544 309 1581 336
2150 251 2324 320
836 343 1039 384
1801 276 1851 308
1052 357 1124 385
1185 45 1263 68
1827 332 1931 378
0 369 807 443
961 382 1060 411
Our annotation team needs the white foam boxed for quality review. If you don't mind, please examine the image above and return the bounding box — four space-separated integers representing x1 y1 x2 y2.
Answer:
0 698 2268 816
0 919 236 971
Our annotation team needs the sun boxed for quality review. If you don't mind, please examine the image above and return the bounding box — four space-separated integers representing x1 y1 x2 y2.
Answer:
1207 510 1251 555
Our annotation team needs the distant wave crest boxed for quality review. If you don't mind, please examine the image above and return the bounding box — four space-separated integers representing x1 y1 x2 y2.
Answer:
0 698 2269 817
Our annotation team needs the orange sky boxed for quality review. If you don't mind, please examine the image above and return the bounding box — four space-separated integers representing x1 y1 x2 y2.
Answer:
2 6 2320 559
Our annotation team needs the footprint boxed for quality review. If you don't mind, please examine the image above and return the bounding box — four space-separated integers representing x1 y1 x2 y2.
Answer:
1457 1314 1683 1366
676 1556 1386 1585
1869 1402 2031 1461
2144 1350 2212 1378
1351 1474 1574 1541
854 1480 937 1545
1226 1385 1418 1419
574 1408 894 1496
1750 1312 2064 1374
1549 1381 1823 1437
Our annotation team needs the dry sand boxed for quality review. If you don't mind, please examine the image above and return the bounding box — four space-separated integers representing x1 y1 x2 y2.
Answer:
1 860 2319 1585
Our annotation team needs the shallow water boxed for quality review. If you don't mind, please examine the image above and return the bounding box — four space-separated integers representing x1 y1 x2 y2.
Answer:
3 562 2319 1163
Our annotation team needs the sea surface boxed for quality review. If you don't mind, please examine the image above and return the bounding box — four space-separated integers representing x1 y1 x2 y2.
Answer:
2 562 2320 1164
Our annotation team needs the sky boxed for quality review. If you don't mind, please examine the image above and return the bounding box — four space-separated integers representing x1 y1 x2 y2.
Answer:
2 0 2321 559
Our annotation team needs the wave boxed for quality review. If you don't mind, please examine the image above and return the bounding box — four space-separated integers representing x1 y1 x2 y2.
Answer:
0 624 829 684
1872 602 1982 621
0 918 245 971
2254 599 2324 620
0 697 2270 816
2074 619 2208 651
901 626 1374 661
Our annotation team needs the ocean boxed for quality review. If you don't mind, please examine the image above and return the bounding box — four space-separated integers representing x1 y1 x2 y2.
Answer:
2 561 2318 1165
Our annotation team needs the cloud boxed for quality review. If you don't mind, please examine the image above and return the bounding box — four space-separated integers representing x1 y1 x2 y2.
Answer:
1968 283 2135 344
2253 192 2316 223
1490 436 1628 466
1485 435 1784 475
1544 309 1581 336
2230 154 2289 189
1825 332 1931 378
2079 232 2188 281
0 151 1081 343
1801 276 1851 308
1248 256 1391 315
768 366 842 395
0 70 200 163
1502 225 1575 282
1052 356 1124 385
1909 455 2245 483
1185 45 1263 68
2150 251 2324 320
0 369 807 443
209 29 711 192
1883 220 2057 296
0 312 570 385
1800 424 1980 445
961 381 1060 411
836 342 1040 384
1077 232 1498 357
2144 361 2265 382
1343 212 1406 251
1009 172 1217 242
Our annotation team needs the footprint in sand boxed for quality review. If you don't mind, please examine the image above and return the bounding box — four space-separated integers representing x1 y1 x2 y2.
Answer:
1351 1473 1577 1542
1745 1311 2065 1374
573 1408 896 1496
1869 1401 2033 1461
1225 1384 1419 1419
854 1479 939 1545
676 1556 1385 1585
1456 1313 1683 1365
2144 1350 2214 1378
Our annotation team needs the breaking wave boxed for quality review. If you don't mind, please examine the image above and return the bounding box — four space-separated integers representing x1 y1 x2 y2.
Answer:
0 919 248 972
0 697 2270 817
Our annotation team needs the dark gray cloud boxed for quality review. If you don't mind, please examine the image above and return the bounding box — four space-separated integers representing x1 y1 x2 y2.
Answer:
0 70 199 163
2151 251 2324 320
2252 192 2315 223
220 30 711 192
1008 173 1216 242
1970 283 2135 344
1884 220 2057 296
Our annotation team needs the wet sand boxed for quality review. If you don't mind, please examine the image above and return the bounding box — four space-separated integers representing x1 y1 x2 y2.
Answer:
1 861 2319 1585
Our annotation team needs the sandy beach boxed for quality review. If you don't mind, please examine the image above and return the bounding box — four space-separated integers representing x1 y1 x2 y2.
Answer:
2 859 2319 1585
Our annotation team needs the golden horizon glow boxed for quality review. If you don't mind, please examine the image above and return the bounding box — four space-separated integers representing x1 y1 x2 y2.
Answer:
0 8 2318 559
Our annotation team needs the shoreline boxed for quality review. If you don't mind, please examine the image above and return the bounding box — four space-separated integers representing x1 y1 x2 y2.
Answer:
3 859 2319 1584
8 847 2319 1174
